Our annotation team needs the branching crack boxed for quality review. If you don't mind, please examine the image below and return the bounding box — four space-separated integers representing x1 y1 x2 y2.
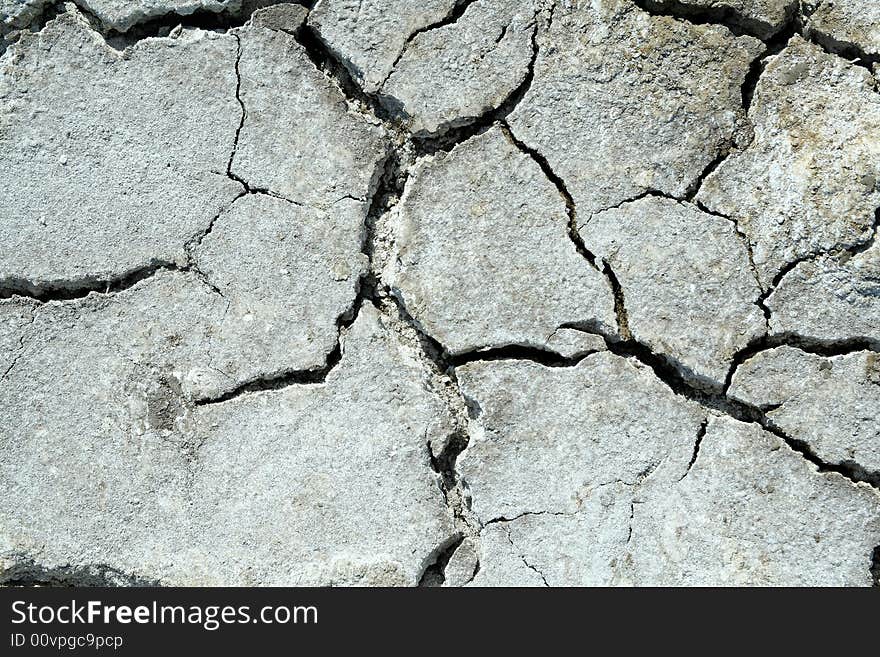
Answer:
625 334 880 488
503 528 549 586
407 9 540 148
294 21 407 129
441 322 880 490
1 309 36 381
498 122 637 341
696 201 770 325
723 333 880 393
193 143 407 406
633 0 878 77
379 0 482 92
754 206 880 312
740 13 801 112
8 0 879 587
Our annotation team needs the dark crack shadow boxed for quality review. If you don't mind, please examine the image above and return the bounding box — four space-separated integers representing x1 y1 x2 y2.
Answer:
630 0 800 40
417 534 464 587
439 318 880 491
194 137 406 406
0 260 181 302
678 418 709 482
803 22 880 72
294 20 406 127
634 0 877 75
871 546 880 587
1 560 159 587
411 23 539 154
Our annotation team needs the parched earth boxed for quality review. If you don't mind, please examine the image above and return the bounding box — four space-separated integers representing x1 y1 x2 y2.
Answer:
1 0 878 587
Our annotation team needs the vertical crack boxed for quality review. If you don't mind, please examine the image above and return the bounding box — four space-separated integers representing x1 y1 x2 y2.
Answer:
1 308 36 381
741 11 801 112
678 418 709 482
697 200 771 327
499 121 632 340
871 545 880 587
227 32 245 179
625 501 636 547
603 262 632 341
498 122 596 269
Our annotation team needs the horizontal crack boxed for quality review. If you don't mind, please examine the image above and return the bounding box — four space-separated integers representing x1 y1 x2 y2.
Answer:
630 0 799 39
724 333 880 395
635 0 878 77
449 344 595 369
482 509 574 528
440 322 880 490
66 0 262 48
1 186 249 305
0 260 181 302
1 558 159 587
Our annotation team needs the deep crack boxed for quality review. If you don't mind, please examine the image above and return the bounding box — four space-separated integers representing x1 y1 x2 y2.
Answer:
418 534 464 587
634 0 878 76
294 20 406 128
630 0 800 39
0 260 181 302
1 559 159 587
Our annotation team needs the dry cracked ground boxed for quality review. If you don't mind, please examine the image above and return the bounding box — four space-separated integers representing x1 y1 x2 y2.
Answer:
1 0 879 587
